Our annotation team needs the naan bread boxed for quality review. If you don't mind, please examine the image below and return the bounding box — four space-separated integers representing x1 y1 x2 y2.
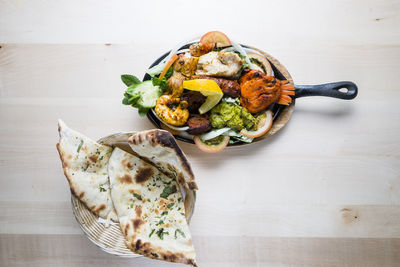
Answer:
56 119 117 221
108 147 196 266
128 130 198 191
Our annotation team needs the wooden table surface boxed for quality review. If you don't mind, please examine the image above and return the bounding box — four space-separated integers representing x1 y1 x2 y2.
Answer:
1 0 400 266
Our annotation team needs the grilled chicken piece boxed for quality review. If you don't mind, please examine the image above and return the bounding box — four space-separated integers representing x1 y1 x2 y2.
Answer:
192 75 240 98
189 43 215 57
195 51 243 78
167 71 185 97
239 70 295 113
173 53 199 78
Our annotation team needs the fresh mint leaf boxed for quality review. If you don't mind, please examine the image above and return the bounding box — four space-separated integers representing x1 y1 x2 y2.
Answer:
152 76 169 92
138 107 149 117
121 74 141 87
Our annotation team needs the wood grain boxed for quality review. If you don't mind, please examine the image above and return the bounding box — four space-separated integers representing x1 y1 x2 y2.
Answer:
1 235 399 267
1 0 400 266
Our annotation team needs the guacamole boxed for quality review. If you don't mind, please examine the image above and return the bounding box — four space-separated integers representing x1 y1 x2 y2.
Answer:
209 103 255 131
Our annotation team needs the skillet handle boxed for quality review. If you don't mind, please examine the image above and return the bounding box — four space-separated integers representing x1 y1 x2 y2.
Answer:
294 81 358 100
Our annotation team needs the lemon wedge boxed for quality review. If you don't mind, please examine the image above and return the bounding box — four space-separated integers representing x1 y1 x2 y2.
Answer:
182 79 223 114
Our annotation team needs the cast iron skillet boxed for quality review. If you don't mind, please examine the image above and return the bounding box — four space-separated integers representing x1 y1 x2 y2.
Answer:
145 43 358 145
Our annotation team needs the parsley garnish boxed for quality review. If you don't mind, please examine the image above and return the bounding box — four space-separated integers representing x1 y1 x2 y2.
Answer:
174 229 186 239
161 211 168 216
156 220 164 226
156 228 169 240
147 199 151 202
149 229 155 238
99 186 106 192
133 193 142 200
167 203 174 209
77 140 84 153
160 185 177 199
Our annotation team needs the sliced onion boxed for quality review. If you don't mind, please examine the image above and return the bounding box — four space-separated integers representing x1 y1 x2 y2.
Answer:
146 36 200 76
229 39 252 67
223 130 254 143
221 46 274 76
200 128 230 141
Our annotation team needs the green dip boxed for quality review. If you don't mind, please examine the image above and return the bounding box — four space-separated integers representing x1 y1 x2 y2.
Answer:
209 103 255 131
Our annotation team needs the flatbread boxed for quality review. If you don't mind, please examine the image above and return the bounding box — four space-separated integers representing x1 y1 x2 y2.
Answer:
108 147 196 266
56 119 117 221
128 130 198 191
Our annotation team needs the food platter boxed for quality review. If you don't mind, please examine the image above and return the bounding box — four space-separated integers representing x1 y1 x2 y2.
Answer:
140 38 357 148
145 44 296 145
70 132 196 257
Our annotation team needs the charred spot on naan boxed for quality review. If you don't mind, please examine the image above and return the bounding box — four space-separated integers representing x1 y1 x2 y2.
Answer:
94 204 106 214
187 181 198 190
135 167 154 183
124 222 130 236
133 218 144 231
122 159 135 170
178 173 185 185
135 205 142 217
89 155 98 163
118 174 133 184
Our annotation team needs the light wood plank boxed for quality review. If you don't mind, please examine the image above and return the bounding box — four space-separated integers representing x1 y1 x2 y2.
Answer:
1 234 399 267
1 0 399 45
1 201 400 238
